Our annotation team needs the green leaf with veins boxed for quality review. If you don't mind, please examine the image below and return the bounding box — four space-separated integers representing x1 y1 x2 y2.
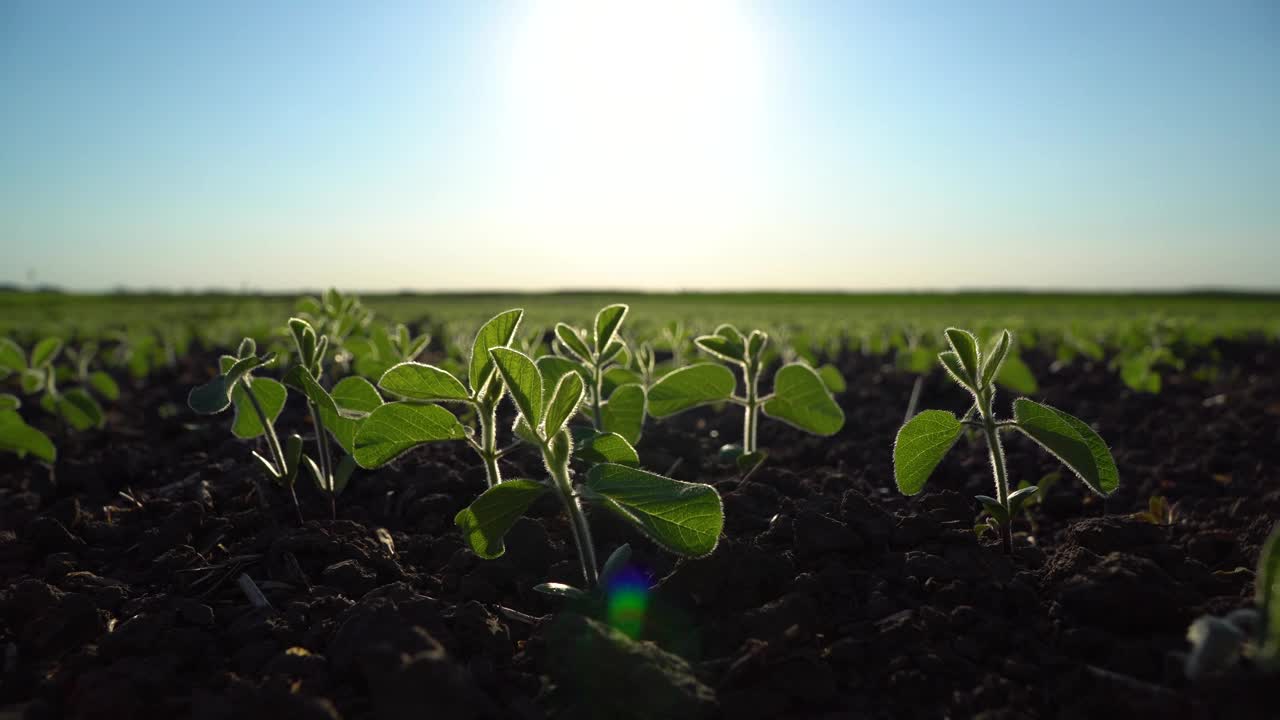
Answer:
593 304 629 351
694 334 744 364
469 309 524 394
762 363 844 435
647 363 736 418
585 463 723 557
353 401 466 468
575 431 640 466
490 347 543 427
544 372 585 438
944 328 980 380
454 479 549 559
332 376 382 415
556 323 592 361
378 362 469 402
893 410 963 495
230 377 286 439
1012 398 1118 496
601 383 645 444
537 355 582 390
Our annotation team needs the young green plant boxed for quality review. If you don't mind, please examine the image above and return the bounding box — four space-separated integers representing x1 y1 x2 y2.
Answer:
189 338 304 519
453 345 724 598
352 309 524 488
1184 522 1280 679
647 324 845 466
549 304 646 444
893 328 1119 553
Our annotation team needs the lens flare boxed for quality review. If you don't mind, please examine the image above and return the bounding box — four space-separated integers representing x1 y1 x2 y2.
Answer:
605 566 650 639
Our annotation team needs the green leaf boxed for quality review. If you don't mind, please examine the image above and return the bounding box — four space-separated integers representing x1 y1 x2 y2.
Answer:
585 464 724 557
353 401 466 468
893 410 963 495
818 364 846 393
1007 484 1039 515
944 328 980 380
188 375 232 414
454 479 549 559
88 371 120 401
0 410 56 462
57 388 104 431
19 369 45 395
230 377 287 439
0 394 18 411
537 355 584 390
0 338 26 371
762 363 845 436
284 365 360 454
332 376 383 415
599 340 626 365
601 366 643 396
746 330 768 360
648 363 736 418
600 544 633 584
469 309 524 395
996 353 1039 394
490 347 543 427
594 304 629 351
938 351 972 389
378 362 470 402
31 338 63 368
975 495 1009 525
555 323 592 362
694 334 744 364
544 372 585 437
601 383 645 444
575 431 640 466
981 330 1012 388
1012 398 1119 496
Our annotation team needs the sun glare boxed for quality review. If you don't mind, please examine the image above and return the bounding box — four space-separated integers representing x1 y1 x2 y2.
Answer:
504 0 769 215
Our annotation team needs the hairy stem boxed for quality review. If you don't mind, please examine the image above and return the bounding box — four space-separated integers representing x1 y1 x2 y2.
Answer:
591 359 605 430
548 457 598 589
742 362 760 454
478 400 502 488
978 394 1013 554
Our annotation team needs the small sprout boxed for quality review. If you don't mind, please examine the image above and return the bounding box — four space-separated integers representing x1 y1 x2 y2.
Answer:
648 324 845 460
453 345 724 598
1136 494 1175 526
894 328 1119 554
1185 523 1280 679
188 338 295 515
549 304 646 444
353 309 523 488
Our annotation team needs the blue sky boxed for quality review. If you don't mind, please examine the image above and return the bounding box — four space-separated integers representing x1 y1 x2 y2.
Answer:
1 0 1277 291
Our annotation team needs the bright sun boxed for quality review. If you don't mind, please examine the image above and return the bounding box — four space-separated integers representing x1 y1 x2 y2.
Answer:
504 0 769 214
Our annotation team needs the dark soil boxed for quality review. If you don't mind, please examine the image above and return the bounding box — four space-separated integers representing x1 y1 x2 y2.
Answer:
2 340 1277 719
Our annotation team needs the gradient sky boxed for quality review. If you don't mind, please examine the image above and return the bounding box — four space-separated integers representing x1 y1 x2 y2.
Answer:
2 1 1277 291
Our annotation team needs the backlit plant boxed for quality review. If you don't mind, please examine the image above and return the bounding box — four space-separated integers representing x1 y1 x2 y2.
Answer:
1 337 107 435
549 304 646 444
1184 522 1280 679
646 324 845 463
351 309 524 488
453 345 724 598
893 328 1119 553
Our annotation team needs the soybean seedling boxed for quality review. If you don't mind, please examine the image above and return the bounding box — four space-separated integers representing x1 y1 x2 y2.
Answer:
1 337 106 435
281 318 381 520
352 309 524 488
1184 522 1280 679
189 338 305 518
647 324 845 467
893 328 1119 554
549 304 646 444
452 345 723 598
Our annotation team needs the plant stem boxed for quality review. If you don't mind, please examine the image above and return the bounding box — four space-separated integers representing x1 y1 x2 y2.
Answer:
978 393 1013 554
478 400 502 488
591 359 605 430
742 362 760 454
308 399 334 521
241 378 285 512
548 456 598 589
